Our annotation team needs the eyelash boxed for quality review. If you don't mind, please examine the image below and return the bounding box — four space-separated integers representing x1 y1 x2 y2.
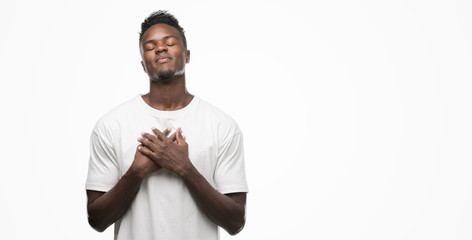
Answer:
145 43 176 51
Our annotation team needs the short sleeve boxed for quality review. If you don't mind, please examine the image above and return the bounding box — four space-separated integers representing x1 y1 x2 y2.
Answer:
85 130 120 192
214 131 249 194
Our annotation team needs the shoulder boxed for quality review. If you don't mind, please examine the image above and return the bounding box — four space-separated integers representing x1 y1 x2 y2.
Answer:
195 97 242 138
92 96 142 138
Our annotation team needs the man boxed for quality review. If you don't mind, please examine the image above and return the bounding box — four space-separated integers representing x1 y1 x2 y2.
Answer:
85 10 248 240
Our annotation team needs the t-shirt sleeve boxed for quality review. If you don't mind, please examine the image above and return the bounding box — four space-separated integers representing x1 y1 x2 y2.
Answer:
214 131 249 194
85 130 120 192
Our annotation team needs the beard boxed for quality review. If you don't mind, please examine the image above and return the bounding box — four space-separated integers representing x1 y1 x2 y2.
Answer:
150 69 176 84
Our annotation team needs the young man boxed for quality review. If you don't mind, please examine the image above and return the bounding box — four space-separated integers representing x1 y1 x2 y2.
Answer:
85 11 248 240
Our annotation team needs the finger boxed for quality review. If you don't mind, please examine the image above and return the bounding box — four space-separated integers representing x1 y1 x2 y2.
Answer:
142 132 159 144
137 145 154 159
152 127 167 142
168 132 177 142
176 128 186 145
138 136 158 152
162 128 171 137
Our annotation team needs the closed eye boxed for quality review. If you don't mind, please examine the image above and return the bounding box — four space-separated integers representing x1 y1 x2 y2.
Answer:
145 47 155 51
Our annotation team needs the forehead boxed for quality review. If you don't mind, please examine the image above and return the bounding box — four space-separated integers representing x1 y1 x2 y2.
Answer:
140 24 182 44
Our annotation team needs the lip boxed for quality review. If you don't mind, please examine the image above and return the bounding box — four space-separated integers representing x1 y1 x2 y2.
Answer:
155 55 172 64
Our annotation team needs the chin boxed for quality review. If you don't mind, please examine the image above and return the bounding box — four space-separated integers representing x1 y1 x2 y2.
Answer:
150 70 176 83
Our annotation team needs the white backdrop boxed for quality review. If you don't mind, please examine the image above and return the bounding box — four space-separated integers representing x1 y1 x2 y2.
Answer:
1 0 471 239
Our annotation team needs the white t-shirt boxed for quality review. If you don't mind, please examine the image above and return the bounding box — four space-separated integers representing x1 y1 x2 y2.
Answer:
85 95 248 240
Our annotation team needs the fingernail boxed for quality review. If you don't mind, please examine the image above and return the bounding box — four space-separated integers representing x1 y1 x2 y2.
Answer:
141 132 144 136
152 127 156 131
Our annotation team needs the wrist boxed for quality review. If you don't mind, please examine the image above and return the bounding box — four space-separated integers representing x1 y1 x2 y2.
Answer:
177 159 198 179
126 166 147 180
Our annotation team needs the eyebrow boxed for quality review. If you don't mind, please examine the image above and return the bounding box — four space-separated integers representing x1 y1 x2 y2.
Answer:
142 35 179 45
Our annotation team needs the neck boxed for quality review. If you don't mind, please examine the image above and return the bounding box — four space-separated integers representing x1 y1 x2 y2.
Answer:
143 75 193 111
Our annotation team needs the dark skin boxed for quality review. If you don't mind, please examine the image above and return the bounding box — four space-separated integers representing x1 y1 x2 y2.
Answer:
86 24 246 235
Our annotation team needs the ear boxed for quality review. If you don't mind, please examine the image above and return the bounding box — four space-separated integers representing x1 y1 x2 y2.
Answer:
185 50 190 63
141 60 146 72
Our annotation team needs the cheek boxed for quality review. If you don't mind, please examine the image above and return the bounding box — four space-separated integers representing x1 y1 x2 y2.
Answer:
142 62 155 74
142 55 155 69
177 52 188 65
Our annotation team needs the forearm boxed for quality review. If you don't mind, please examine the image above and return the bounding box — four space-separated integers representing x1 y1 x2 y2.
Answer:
87 169 145 232
179 166 246 235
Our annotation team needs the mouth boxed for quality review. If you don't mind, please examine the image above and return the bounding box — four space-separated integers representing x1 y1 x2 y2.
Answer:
155 55 171 64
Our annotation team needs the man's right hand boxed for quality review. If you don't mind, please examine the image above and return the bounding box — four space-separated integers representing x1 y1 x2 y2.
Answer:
130 148 161 177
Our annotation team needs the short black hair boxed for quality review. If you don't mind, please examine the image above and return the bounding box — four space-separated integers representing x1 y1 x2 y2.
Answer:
139 10 187 49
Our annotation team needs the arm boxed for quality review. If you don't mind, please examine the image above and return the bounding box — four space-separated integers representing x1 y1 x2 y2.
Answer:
86 129 174 232
138 128 246 235
86 149 160 232
180 165 246 235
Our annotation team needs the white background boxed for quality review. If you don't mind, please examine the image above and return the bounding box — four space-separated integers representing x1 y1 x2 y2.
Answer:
0 0 471 239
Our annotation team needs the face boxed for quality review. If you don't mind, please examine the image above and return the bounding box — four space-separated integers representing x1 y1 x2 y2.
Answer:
140 24 190 83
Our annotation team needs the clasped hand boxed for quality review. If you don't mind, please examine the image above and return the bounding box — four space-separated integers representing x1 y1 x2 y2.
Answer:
137 127 190 176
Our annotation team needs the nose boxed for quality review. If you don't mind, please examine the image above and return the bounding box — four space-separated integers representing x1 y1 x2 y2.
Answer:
155 41 167 53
